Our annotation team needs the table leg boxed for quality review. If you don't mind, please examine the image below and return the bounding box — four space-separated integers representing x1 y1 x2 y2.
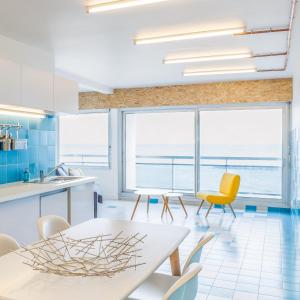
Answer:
130 194 141 220
178 196 188 217
170 248 181 276
166 197 174 221
162 196 174 221
161 201 166 218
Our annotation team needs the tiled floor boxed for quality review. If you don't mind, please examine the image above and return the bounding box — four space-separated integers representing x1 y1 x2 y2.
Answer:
98 200 300 300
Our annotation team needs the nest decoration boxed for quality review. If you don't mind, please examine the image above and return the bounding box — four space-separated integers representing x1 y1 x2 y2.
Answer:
17 231 147 277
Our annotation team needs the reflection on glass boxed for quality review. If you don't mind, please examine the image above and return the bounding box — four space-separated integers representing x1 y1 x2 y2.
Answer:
125 111 195 192
59 113 109 167
199 109 283 197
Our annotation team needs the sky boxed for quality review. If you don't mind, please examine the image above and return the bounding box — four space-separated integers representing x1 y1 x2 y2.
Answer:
60 113 108 146
134 108 282 146
59 108 283 158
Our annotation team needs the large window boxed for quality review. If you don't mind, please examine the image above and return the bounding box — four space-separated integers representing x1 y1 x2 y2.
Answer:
199 109 283 198
123 106 288 199
59 112 110 167
125 111 195 192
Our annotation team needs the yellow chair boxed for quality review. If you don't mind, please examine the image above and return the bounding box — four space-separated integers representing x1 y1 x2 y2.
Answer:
196 173 240 218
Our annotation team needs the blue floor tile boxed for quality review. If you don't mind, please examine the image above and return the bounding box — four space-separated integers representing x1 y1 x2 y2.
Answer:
98 201 300 300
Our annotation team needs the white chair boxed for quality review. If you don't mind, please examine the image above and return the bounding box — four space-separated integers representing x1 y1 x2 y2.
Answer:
37 215 70 239
127 233 214 300
182 232 214 274
0 234 20 257
127 263 202 300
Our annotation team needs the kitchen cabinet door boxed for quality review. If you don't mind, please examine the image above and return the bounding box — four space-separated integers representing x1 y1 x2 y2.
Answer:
54 75 79 113
0 196 40 245
21 65 54 111
40 189 68 221
0 58 21 106
70 183 94 225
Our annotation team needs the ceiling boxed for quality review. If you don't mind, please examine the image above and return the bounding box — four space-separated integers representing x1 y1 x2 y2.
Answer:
0 0 296 90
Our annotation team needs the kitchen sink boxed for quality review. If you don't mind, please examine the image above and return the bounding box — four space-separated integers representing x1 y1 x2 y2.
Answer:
29 176 83 184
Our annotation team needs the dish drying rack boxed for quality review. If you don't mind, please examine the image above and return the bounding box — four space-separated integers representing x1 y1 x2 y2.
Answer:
0 122 27 151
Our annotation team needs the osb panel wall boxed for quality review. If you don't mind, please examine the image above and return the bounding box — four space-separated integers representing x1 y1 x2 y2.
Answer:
79 78 292 109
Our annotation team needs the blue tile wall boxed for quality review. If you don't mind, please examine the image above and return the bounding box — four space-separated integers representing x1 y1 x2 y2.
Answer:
0 114 56 184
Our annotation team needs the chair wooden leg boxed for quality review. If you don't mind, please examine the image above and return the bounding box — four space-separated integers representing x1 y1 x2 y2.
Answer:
197 200 205 215
130 194 141 220
228 204 236 218
178 197 188 217
205 203 213 218
147 195 150 214
222 205 226 213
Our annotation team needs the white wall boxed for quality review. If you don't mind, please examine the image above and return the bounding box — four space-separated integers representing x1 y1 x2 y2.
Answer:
79 10 300 205
0 34 119 200
290 0 300 203
79 109 120 200
290 2 300 125
0 34 53 72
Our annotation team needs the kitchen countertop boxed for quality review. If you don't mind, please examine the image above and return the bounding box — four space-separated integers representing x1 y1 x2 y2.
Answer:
0 177 96 204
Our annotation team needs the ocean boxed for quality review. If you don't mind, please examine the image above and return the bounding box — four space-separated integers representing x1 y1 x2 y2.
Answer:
135 144 282 197
60 143 283 197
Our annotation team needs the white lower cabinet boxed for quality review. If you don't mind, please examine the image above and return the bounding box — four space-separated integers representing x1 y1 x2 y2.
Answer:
70 183 95 226
0 196 40 245
40 189 68 221
0 183 95 245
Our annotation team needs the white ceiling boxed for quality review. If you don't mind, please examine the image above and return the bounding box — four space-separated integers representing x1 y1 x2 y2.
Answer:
0 0 295 90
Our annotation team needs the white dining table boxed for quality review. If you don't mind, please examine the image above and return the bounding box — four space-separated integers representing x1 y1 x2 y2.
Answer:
0 218 190 300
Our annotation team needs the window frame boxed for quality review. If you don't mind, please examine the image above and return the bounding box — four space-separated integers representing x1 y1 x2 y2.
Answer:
122 108 197 193
58 109 112 169
121 103 290 205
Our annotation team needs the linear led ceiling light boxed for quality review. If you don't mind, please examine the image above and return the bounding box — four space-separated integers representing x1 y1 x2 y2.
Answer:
164 51 288 64
183 68 256 77
164 52 252 64
0 105 46 119
135 27 245 45
87 0 169 13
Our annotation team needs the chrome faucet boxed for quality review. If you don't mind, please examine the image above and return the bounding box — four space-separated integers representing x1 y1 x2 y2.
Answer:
40 163 64 182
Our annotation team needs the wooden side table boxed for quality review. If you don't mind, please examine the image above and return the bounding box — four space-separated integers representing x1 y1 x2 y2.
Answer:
162 192 188 218
130 189 173 220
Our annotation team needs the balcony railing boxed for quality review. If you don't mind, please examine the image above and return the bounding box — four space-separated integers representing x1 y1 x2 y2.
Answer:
60 153 282 197
60 154 109 167
135 155 282 197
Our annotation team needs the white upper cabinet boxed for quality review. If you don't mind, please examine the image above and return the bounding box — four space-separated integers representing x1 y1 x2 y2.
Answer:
21 65 54 111
54 75 79 113
0 57 78 113
0 58 21 106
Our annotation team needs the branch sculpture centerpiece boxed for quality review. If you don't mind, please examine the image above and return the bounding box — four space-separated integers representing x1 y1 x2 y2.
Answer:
18 231 147 277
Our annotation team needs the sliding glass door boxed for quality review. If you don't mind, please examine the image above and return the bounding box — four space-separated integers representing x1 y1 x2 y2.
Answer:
123 105 288 200
199 108 283 198
124 111 195 192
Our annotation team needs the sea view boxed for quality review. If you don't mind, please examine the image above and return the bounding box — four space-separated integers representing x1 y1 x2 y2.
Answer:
135 144 282 197
60 143 282 198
